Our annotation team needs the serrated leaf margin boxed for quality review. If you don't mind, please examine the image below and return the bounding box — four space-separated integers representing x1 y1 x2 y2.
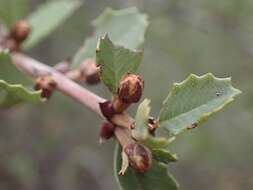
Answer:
158 73 242 135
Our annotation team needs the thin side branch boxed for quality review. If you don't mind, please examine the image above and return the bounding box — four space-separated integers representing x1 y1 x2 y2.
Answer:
12 52 104 115
11 52 134 146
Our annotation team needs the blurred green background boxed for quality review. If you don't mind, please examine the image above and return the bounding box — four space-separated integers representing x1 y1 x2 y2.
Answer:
1 0 253 189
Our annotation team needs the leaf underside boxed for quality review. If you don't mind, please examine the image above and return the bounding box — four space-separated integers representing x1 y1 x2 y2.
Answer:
71 7 148 68
96 35 143 93
23 0 81 49
158 73 241 136
114 144 179 190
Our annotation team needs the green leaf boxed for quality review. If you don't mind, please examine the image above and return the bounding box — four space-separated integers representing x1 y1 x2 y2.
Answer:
143 136 174 150
96 35 143 93
132 99 151 140
114 144 179 190
158 73 241 136
0 0 28 28
132 99 175 149
0 50 30 84
0 50 43 106
152 149 177 164
23 0 81 49
71 7 148 68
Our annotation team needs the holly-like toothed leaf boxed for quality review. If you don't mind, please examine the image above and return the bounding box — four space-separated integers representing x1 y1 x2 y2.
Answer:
96 35 143 93
152 149 177 164
23 0 82 49
114 144 179 190
0 0 28 28
0 50 43 106
71 7 148 68
158 73 241 136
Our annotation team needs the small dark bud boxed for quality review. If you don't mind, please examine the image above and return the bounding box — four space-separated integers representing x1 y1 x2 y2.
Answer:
86 72 100 84
124 143 152 173
34 76 57 99
118 74 144 103
187 123 198 130
99 101 116 121
99 121 115 143
148 117 159 136
130 121 135 130
80 59 100 84
10 20 31 43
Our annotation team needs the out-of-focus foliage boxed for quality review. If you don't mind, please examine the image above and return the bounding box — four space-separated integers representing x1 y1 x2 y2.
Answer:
0 50 42 107
0 0 28 28
72 7 148 68
23 0 82 49
0 0 253 190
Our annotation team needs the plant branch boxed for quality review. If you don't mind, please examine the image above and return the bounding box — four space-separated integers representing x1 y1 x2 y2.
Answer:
11 52 134 146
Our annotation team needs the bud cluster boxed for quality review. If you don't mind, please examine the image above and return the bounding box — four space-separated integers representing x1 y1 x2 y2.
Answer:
98 74 151 173
99 74 144 119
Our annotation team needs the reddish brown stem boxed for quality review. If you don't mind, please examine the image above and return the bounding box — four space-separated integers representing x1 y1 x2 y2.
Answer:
54 60 70 73
11 52 133 147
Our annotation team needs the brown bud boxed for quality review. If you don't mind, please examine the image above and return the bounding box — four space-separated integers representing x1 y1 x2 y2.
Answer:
124 143 152 173
118 74 144 103
86 72 100 84
34 76 57 99
80 59 100 84
10 20 31 43
99 121 115 143
99 101 116 121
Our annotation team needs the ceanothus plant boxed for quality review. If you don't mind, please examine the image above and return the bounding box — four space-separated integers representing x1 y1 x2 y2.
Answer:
0 1 241 190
